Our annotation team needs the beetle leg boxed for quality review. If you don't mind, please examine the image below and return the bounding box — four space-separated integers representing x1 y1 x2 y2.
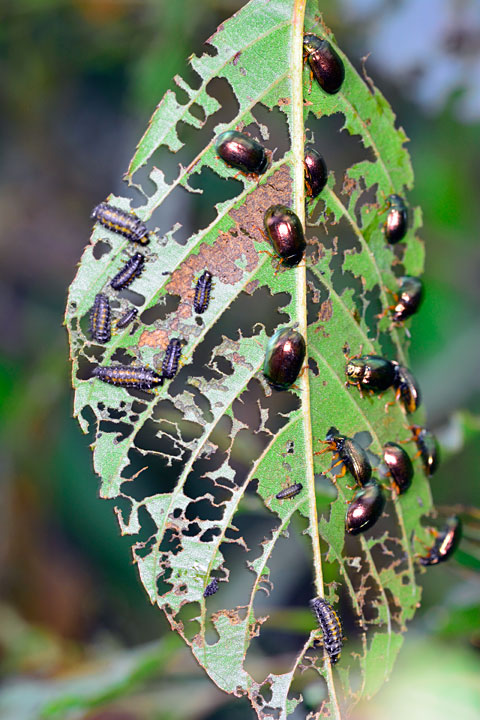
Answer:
398 434 414 445
330 461 347 479
375 307 389 321
377 189 388 212
384 399 395 413
258 248 276 259
314 446 332 456
413 530 437 549
345 482 358 491
413 551 430 564
305 64 314 94
386 478 401 495
343 344 364 361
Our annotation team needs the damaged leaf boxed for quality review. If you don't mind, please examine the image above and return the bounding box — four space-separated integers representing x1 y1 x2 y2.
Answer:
65 0 432 717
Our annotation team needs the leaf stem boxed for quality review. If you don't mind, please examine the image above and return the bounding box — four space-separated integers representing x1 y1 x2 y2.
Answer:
292 0 323 596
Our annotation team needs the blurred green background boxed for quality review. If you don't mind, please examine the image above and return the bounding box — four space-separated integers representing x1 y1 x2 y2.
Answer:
1 1 479 718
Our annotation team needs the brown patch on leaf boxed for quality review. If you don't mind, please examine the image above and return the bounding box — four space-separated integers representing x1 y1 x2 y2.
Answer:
140 168 292 347
230 166 292 241
314 325 330 339
192 633 204 648
244 279 259 295
167 230 258 295
138 327 170 349
231 351 246 365
342 173 360 197
278 97 290 105
211 607 243 626
318 299 333 323
139 222 261 347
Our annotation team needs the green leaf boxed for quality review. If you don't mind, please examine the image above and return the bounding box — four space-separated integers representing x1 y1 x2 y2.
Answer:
0 637 182 720
65 0 433 716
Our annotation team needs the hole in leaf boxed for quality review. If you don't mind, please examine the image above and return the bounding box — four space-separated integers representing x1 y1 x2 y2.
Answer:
93 240 112 259
185 499 224 522
98 420 133 443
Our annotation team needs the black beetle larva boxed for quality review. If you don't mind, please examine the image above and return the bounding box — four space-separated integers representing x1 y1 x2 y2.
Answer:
263 205 306 268
91 202 149 245
304 145 328 198
383 442 413 495
89 293 111 344
315 426 372 486
116 307 138 330
345 354 396 395
419 516 462 566
263 326 306 390
110 253 145 291
345 480 385 535
276 483 303 500
384 194 408 244
92 364 164 390
193 270 213 314
303 34 345 95
215 130 268 176
162 338 183 380
203 578 219 597
309 597 343 664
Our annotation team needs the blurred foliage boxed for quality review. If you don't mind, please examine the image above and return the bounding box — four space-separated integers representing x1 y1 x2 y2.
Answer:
0 0 479 718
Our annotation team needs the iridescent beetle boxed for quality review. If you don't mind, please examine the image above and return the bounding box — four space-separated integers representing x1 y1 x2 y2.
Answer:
409 425 440 476
303 34 345 95
263 326 306 391
391 362 421 415
382 442 413 495
345 354 396 397
263 205 306 269
345 480 385 535
304 145 328 198
391 276 423 323
215 130 268 176
384 194 408 244
315 426 372 486
419 516 462 566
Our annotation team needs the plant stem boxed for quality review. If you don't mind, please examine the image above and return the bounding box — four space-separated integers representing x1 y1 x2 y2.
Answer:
292 0 323 604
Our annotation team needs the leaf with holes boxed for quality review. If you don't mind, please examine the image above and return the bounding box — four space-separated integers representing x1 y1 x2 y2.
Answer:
65 0 434 717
